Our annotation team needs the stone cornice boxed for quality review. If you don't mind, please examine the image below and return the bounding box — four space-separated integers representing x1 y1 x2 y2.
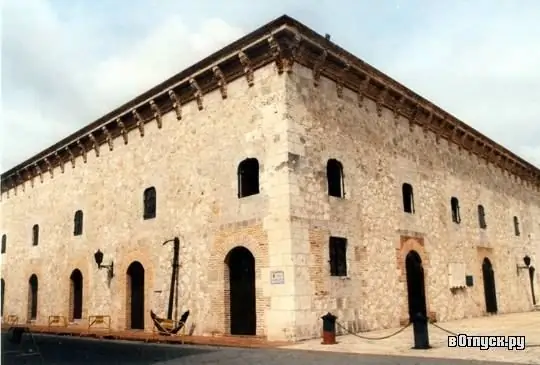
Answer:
1 15 539 196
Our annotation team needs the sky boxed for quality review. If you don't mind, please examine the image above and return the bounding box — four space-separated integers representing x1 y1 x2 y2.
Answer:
2 0 540 172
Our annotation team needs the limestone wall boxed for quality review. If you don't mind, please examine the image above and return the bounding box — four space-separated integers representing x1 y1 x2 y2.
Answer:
286 63 540 340
0 64 298 339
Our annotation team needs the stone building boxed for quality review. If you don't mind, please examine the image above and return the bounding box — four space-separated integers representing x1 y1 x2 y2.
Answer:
1 15 539 342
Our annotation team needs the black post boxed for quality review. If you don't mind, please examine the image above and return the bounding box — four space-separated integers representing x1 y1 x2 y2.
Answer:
320 312 337 345
164 237 180 320
411 312 431 349
529 267 536 306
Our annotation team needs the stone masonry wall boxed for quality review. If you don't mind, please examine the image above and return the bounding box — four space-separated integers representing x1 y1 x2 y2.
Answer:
285 63 540 340
0 63 300 340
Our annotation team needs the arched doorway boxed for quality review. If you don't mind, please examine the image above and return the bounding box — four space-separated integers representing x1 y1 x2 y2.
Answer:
482 258 498 313
405 250 427 320
28 274 38 320
127 261 145 330
69 269 83 321
1 279 5 316
226 246 256 335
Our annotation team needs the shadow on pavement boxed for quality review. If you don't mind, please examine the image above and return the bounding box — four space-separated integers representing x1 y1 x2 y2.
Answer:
1 332 217 365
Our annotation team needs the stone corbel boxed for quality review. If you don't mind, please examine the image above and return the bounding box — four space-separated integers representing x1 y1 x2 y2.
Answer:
268 36 285 74
66 146 75 168
312 49 328 87
393 95 406 120
189 78 204 110
376 87 388 117
5 177 12 197
17 172 25 192
35 163 44 183
286 32 303 72
102 126 113 151
336 63 350 99
212 66 227 99
408 106 421 133
357 76 370 108
77 140 88 163
168 90 182 120
116 118 128 144
132 109 145 137
149 100 162 129
238 51 254 87
89 133 100 157
44 157 53 178
55 152 65 173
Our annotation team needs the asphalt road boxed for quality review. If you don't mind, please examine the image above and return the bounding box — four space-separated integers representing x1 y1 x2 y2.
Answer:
1 332 518 365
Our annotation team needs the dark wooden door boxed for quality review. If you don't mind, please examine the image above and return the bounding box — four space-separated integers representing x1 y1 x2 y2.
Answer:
128 262 145 329
228 247 256 335
405 251 427 319
482 258 498 313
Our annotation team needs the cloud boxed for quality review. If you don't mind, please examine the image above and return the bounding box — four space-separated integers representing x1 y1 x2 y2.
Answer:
2 0 539 172
1 0 243 171
375 1 540 167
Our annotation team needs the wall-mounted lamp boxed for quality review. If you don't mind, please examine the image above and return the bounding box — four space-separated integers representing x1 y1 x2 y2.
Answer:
517 255 531 275
94 249 114 279
516 255 536 306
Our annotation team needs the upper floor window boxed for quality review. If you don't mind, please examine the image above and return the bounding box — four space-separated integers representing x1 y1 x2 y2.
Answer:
1 234 6 254
32 224 39 246
327 159 344 198
74 210 84 236
513 216 520 236
237 158 260 198
329 236 347 277
451 197 461 224
143 187 156 220
478 205 487 229
402 183 415 214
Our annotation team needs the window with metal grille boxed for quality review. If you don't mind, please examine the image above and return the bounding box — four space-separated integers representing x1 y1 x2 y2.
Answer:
329 236 347 277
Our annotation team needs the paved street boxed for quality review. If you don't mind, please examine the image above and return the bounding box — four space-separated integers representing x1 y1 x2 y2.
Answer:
2 333 518 365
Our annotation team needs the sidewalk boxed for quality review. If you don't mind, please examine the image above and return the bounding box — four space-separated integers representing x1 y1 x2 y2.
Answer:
0 324 290 349
282 311 540 364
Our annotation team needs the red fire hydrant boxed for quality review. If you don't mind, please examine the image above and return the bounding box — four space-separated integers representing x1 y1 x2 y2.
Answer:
321 312 337 345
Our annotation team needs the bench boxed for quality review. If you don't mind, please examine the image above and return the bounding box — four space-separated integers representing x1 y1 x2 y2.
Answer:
5 315 19 326
88 315 111 332
48 315 68 328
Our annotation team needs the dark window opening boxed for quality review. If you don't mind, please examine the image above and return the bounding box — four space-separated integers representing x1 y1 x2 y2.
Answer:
28 274 38 320
237 158 260 198
32 224 39 246
402 183 415 214
74 210 84 236
478 205 487 229
513 216 520 236
143 187 156 219
329 236 347 277
1 234 6 254
327 159 344 198
451 197 461 224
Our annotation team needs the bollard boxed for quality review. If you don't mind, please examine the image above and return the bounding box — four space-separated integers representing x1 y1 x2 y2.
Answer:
411 312 431 349
320 312 337 345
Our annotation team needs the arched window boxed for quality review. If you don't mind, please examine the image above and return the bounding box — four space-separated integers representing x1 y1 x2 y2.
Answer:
402 183 414 214
478 205 486 229
74 210 84 236
143 187 156 219
451 197 461 224
327 159 344 198
237 158 260 198
32 224 39 246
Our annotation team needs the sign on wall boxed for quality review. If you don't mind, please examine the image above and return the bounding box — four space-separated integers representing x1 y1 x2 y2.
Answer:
270 270 285 285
